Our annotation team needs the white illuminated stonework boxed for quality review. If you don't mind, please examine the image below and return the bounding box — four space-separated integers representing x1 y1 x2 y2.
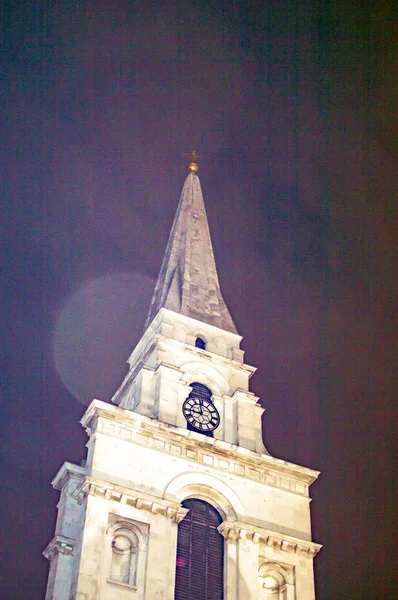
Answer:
44 170 321 599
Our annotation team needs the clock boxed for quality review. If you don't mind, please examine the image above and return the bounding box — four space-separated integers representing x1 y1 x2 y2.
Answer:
182 396 220 432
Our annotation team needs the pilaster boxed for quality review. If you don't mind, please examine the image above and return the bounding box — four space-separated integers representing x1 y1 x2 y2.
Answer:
43 463 86 600
219 521 321 600
223 393 238 445
44 536 76 600
155 362 183 424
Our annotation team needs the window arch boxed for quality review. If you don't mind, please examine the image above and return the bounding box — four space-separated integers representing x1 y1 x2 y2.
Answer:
109 526 139 587
195 336 206 350
175 499 224 600
189 382 212 401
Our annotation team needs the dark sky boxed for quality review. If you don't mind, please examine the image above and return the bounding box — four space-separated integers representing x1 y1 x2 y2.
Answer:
1 1 396 598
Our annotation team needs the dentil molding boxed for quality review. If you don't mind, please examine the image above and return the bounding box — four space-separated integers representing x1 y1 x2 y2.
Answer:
73 477 188 524
218 521 321 558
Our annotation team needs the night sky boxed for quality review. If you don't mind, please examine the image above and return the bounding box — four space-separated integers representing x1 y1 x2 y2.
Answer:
1 1 396 598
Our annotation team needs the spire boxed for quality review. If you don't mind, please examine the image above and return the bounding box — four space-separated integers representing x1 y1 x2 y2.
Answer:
145 169 237 334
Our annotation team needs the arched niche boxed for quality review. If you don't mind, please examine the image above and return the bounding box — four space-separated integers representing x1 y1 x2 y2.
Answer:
104 516 149 597
106 519 145 544
259 561 294 599
106 520 144 588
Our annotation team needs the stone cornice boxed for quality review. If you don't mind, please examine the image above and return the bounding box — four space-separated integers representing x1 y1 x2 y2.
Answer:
43 534 76 561
162 309 243 342
230 388 261 407
158 335 256 377
73 476 189 524
51 461 86 491
81 401 319 497
218 521 322 558
113 338 159 405
125 311 163 371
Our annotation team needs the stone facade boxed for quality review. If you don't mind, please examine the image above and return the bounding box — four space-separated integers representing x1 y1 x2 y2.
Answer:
44 169 321 599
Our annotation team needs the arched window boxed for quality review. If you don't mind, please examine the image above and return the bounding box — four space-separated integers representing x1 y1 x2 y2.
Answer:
109 526 139 587
189 382 212 401
175 499 224 600
195 336 206 350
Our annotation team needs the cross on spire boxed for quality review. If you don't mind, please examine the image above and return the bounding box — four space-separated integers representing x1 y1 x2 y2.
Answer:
182 150 201 173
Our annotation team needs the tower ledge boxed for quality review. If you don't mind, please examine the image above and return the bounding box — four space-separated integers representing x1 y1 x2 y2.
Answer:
81 399 320 492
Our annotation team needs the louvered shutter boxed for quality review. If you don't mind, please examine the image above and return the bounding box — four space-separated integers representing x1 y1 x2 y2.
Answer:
175 499 224 600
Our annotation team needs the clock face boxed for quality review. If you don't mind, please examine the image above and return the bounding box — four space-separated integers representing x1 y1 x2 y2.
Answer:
182 396 220 432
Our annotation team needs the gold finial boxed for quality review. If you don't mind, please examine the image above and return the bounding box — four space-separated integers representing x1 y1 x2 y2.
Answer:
183 150 201 173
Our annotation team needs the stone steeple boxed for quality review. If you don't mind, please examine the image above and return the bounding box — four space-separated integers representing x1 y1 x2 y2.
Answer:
145 171 237 334
44 163 321 600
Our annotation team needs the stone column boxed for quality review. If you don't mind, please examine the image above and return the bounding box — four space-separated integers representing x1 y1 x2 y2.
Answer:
155 363 183 425
219 522 264 600
43 464 85 600
223 394 238 444
232 390 260 451
237 531 261 600
140 506 188 600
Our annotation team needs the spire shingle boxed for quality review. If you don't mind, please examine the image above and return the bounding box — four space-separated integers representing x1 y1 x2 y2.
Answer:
145 172 237 333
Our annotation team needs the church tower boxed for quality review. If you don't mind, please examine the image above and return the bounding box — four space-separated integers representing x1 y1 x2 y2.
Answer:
44 159 321 600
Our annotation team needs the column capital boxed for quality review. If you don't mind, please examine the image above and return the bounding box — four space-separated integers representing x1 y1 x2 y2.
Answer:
43 535 76 561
